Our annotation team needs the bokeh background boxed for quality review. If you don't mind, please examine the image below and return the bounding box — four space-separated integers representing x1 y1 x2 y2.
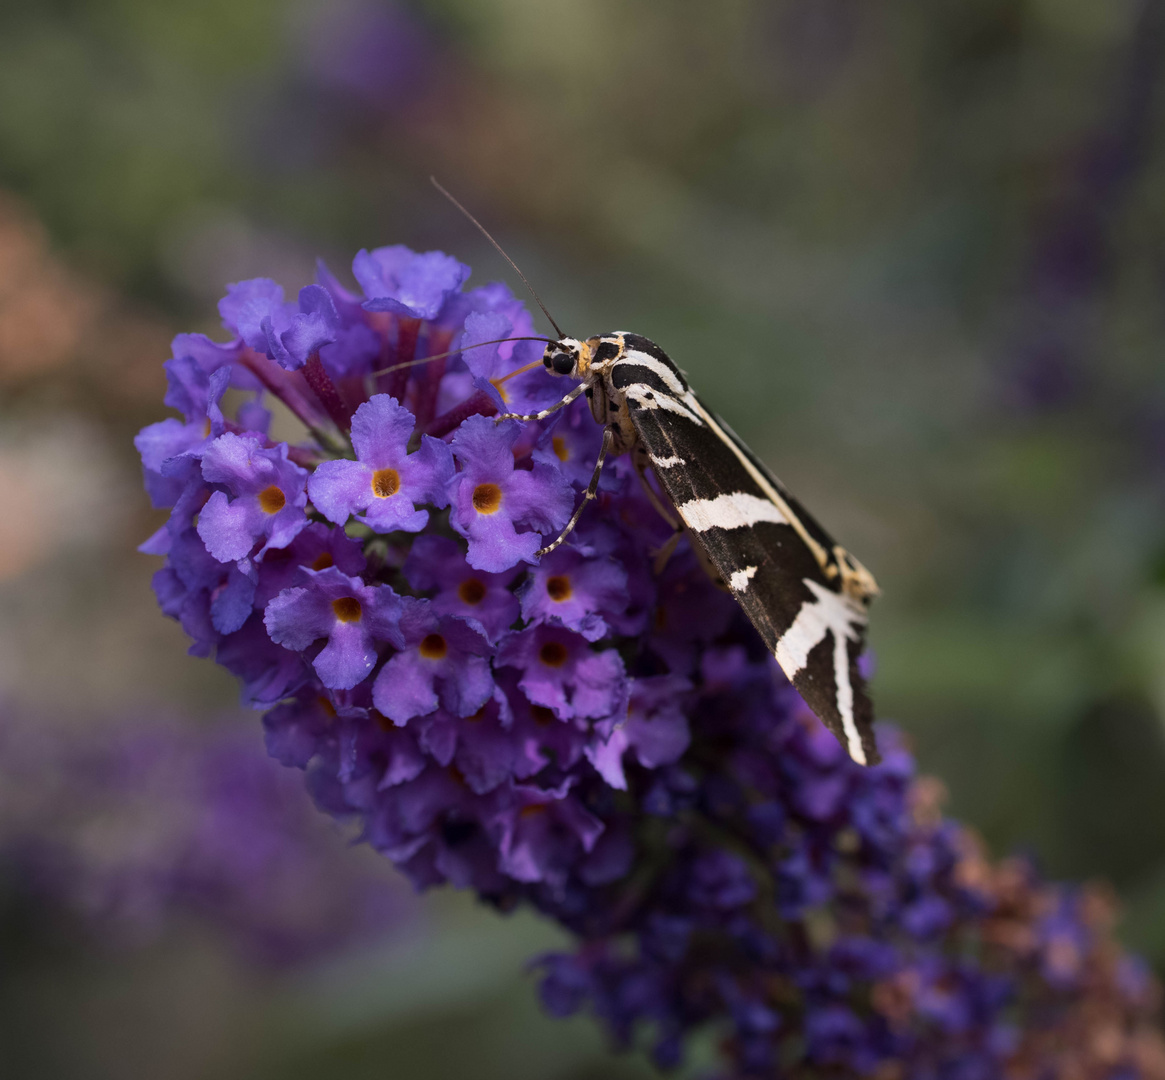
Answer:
2 1 1164 1077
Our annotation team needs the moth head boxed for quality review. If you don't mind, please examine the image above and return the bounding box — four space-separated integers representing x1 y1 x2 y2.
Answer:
542 337 586 378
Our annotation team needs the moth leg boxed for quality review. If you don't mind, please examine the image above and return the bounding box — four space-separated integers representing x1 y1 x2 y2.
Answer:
632 446 679 530
652 528 683 575
536 425 615 558
496 382 587 423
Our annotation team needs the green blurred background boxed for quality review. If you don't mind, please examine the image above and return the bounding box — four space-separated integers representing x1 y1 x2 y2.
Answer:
2 1 1164 1076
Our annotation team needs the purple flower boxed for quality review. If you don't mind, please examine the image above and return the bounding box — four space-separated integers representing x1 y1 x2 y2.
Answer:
135 360 230 510
496 625 628 724
308 395 453 532
532 397 613 490
319 321 381 378
460 309 562 416
264 567 405 690
415 691 545 795
197 432 309 562
518 546 628 642
449 416 574 572
490 780 605 886
372 609 493 724
586 675 691 790
402 535 520 645
353 245 470 320
267 284 341 371
162 526 257 637
251 521 367 610
219 279 340 371
220 278 294 351
0 705 418 967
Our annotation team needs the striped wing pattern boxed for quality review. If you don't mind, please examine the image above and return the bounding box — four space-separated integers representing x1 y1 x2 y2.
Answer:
613 348 878 765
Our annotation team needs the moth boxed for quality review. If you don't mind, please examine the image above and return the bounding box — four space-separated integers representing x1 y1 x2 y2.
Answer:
433 182 882 766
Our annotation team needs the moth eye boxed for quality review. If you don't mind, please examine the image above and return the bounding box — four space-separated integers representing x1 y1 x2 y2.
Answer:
552 353 575 375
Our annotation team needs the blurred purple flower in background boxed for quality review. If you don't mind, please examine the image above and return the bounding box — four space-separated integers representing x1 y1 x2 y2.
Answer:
135 244 1165 1075
299 0 439 113
1003 0 1165 413
0 705 418 968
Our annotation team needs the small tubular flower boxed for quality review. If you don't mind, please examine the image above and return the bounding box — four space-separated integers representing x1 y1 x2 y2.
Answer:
264 567 405 690
449 416 574 572
353 245 470 320
518 545 629 642
308 394 453 532
402 535 520 645
372 609 494 724
197 432 309 562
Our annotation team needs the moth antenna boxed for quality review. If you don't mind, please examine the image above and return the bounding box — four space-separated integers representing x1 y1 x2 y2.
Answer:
368 335 554 378
430 176 566 340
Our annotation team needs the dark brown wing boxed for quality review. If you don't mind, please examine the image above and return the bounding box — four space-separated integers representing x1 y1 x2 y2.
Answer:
627 391 879 765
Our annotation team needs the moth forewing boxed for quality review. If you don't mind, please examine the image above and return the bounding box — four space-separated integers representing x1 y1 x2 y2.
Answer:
601 338 880 766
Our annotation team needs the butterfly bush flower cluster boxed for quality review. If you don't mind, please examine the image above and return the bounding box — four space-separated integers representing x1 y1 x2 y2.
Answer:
0 705 416 966
138 246 1164 1075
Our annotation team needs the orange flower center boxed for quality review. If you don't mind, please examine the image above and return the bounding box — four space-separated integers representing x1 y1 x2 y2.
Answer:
546 575 572 602
258 485 286 513
530 706 555 726
472 483 502 514
551 436 569 462
331 596 362 623
419 633 447 659
458 579 487 605
371 467 400 498
310 552 334 571
539 641 568 667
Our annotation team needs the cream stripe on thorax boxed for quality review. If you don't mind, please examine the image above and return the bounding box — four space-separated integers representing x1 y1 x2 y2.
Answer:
617 351 687 395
